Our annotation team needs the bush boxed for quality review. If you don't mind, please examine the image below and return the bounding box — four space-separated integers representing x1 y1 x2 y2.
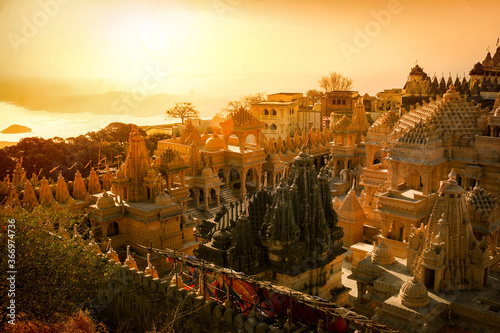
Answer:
0 206 118 329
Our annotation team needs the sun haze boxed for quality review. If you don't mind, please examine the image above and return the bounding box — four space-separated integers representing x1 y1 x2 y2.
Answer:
0 0 498 123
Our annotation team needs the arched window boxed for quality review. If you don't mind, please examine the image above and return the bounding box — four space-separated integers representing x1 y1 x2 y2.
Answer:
272 109 277 115
342 100 346 105
337 99 341 104
270 123 277 130
332 100 336 105
264 109 269 115
107 221 119 237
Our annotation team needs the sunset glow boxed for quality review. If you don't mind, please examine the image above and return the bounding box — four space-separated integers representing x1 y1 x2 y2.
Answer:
0 0 499 138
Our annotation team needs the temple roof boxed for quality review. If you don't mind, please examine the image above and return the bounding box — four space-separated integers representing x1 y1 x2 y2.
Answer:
465 184 498 217
368 109 400 135
219 108 266 132
331 115 352 132
392 86 482 146
338 188 364 216
409 64 428 78
179 119 205 146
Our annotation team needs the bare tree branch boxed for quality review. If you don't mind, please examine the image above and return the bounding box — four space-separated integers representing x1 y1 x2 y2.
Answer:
318 72 353 92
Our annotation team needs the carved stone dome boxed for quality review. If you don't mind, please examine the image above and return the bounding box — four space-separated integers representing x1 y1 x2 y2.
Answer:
116 168 125 179
400 276 429 308
96 192 115 209
371 239 395 266
443 84 460 101
155 191 172 206
201 166 214 179
211 228 232 250
494 106 500 117
332 196 342 210
205 133 225 151
146 167 156 178
268 153 280 164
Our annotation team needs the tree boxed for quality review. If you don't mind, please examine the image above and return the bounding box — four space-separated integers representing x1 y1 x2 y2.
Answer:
87 122 146 144
145 132 171 156
165 102 200 124
0 206 118 328
213 92 265 121
318 72 353 92
306 89 324 105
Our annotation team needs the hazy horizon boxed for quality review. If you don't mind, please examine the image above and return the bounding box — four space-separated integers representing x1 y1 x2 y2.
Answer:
1 0 499 139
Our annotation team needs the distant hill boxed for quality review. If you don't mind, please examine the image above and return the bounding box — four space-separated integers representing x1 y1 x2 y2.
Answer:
1 124 32 134
0 141 17 149
0 81 234 119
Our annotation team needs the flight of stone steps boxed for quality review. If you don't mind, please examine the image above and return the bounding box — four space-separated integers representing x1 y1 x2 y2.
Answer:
219 187 240 204
186 187 240 221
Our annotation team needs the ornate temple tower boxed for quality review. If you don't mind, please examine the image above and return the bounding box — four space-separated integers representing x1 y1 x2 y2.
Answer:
259 148 346 301
123 128 151 201
116 128 151 202
408 170 490 292
195 148 348 304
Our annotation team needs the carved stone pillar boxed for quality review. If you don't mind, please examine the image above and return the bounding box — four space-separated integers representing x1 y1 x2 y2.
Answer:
204 188 209 211
241 169 247 197
356 281 366 302
194 189 199 208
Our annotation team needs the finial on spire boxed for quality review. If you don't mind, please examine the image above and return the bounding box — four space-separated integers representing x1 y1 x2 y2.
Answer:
448 169 457 181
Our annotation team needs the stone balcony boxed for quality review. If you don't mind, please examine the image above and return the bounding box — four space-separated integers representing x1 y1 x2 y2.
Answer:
361 166 388 187
376 188 437 221
226 149 266 167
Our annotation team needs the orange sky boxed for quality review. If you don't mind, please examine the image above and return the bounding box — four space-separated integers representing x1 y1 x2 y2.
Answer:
1 0 499 98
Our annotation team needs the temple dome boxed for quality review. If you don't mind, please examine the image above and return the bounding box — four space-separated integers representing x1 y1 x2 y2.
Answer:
146 167 156 178
332 196 342 210
116 168 125 179
96 192 115 209
268 153 280 163
201 166 214 179
205 133 225 151
443 84 460 101
371 239 395 266
400 276 429 308
441 169 465 195
212 228 232 250
155 191 172 206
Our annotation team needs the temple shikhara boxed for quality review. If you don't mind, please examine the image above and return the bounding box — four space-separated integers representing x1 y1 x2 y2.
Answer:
2 43 500 333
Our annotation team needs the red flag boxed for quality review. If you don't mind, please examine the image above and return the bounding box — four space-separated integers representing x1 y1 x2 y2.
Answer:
301 123 314 150
166 257 175 264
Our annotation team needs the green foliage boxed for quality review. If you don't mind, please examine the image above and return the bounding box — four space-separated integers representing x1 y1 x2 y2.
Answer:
0 149 16 179
87 122 146 144
306 89 324 105
0 206 118 327
144 132 171 156
0 122 147 181
3 137 71 180
213 92 265 120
